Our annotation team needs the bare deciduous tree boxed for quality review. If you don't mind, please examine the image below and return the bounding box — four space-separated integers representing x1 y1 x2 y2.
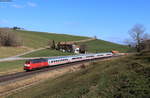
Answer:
129 24 146 52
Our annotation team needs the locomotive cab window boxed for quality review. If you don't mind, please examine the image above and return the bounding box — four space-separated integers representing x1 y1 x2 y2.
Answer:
25 61 31 64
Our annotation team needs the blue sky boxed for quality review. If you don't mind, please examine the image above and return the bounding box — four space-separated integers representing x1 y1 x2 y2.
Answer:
0 0 150 44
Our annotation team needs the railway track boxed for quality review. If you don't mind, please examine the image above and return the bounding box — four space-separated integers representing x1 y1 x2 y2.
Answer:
0 56 118 84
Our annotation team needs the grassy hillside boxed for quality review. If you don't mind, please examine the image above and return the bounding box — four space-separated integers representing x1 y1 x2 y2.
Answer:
14 30 89 49
0 28 88 58
7 51 150 98
79 40 130 53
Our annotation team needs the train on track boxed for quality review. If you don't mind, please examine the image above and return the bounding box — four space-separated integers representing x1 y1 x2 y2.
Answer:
24 52 113 71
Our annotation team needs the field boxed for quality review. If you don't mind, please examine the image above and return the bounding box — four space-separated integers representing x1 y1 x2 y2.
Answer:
6 51 150 98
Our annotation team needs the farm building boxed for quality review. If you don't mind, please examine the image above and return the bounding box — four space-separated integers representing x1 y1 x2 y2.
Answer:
57 42 86 54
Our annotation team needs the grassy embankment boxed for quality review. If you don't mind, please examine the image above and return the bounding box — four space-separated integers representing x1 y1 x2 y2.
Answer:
0 29 89 58
7 51 150 98
0 60 25 75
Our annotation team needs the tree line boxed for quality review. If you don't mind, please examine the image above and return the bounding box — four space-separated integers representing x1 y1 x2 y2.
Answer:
0 28 22 47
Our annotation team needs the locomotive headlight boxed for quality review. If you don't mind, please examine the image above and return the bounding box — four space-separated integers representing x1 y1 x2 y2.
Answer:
24 64 30 67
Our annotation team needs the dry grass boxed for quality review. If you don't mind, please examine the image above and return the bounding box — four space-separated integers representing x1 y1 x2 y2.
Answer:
0 47 30 58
